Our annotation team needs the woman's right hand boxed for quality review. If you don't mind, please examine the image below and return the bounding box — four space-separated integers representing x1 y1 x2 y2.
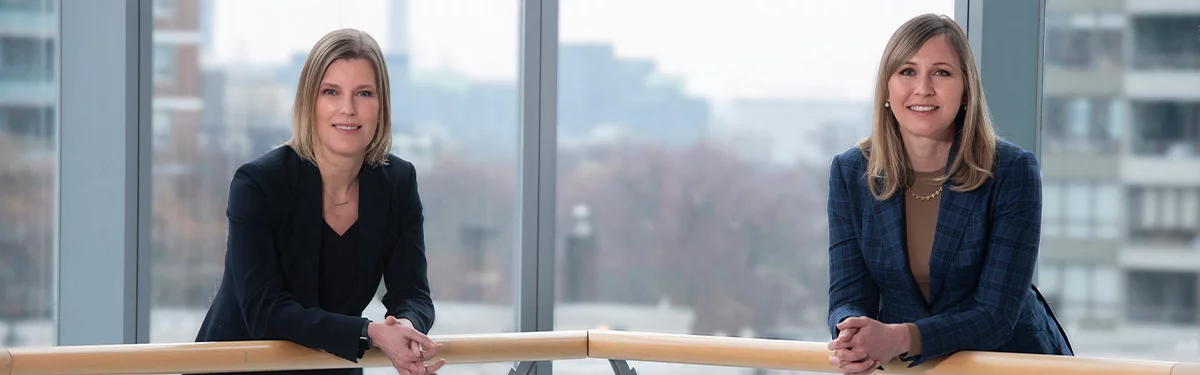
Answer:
368 316 446 375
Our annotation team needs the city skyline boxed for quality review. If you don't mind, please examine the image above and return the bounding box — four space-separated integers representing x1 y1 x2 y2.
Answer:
210 0 956 101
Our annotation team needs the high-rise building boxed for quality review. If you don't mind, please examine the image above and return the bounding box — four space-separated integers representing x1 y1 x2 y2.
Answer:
1039 0 1200 335
152 0 203 159
0 0 55 144
388 0 409 55
0 0 57 336
151 0 220 307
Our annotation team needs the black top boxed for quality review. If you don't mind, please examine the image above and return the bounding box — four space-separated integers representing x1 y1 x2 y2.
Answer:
191 145 435 375
319 222 360 314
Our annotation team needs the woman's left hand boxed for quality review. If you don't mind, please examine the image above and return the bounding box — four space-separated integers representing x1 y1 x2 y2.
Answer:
828 317 911 365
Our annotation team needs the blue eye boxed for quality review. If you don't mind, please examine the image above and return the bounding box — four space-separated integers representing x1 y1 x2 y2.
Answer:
322 88 337 95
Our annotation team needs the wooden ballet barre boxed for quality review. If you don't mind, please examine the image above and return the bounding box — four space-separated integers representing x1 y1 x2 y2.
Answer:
3 329 1200 375
587 330 1200 375
0 330 588 375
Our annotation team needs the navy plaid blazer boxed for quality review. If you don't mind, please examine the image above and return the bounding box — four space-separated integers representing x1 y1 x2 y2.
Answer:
826 139 1073 367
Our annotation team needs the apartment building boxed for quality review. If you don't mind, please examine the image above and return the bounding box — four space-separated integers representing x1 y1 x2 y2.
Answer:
1039 0 1200 328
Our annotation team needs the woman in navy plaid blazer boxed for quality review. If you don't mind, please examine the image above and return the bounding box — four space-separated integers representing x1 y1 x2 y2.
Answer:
824 14 1072 375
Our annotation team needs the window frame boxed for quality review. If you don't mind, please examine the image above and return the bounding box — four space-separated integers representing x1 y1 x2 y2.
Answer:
57 4 1047 374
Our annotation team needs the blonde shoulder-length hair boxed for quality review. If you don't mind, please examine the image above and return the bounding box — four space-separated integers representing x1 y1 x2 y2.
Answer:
286 28 393 166
859 13 997 200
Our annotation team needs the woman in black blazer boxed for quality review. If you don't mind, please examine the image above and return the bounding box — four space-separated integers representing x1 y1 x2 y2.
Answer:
194 28 444 375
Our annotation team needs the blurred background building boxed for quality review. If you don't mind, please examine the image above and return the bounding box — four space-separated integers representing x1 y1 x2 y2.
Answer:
0 0 56 347
1 0 1198 374
1036 0 1200 346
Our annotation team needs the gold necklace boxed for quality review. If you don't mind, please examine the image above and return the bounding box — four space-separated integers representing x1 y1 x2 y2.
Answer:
909 185 942 201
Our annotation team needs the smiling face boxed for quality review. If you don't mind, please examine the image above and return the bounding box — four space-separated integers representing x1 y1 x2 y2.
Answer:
886 34 964 143
313 58 380 161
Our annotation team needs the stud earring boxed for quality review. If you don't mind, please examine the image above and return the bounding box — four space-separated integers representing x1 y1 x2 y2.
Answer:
884 101 890 108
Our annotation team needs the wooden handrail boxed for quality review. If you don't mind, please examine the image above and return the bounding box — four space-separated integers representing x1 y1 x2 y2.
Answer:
1 331 587 375
587 329 839 372
1 329 1198 375
2 347 11 375
588 330 1200 375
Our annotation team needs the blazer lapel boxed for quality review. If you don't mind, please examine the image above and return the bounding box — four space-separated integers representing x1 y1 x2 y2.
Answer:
872 185 927 306
355 163 390 279
926 136 979 305
292 159 324 308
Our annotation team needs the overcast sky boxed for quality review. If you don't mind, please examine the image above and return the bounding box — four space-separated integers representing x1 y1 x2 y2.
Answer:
211 0 957 101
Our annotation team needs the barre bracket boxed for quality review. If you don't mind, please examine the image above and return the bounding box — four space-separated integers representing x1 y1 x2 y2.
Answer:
508 361 537 375
609 359 639 375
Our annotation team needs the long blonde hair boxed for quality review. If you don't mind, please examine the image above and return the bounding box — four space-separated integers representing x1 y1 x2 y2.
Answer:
286 28 393 166
859 13 996 200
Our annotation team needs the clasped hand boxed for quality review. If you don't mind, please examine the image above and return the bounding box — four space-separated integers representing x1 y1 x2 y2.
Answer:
370 316 446 375
826 317 910 375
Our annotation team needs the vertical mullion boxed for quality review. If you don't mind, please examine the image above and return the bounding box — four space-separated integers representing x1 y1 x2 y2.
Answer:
516 0 558 374
955 0 970 32
536 0 559 343
58 0 142 346
965 0 1046 284
136 0 153 344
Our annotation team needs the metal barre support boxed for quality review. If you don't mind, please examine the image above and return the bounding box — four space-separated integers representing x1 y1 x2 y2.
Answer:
609 359 638 375
507 359 636 375
508 361 536 375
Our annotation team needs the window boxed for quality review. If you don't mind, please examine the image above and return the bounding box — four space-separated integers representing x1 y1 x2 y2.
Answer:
1043 181 1063 236
0 0 52 12
1039 263 1122 326
1132 15 1200 70
1041 181 1122 239
152 0 176 20
1127 271 1198 325
1044 12 1125 70
0 37 52 80
1062 264 1090 319
1133 101 1200 157
1066 182 1091 238
555 0 954 372
150 6 521 375
152 45 174 85
152 111 171 151
1042 0 1200 360
1095 184 1122 237
0 0 54 349
1130 186 1200 245
1043 97 1122 154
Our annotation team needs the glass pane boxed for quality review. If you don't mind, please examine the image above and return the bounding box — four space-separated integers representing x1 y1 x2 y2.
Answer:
1043 181 1063 237
150 2 520 373
1094 184 1122 239
1062 265 1090 321
1041 0 1200 361
1182 188 1199 229
0 0 55 348
1162 188 1181 228
1094 266 1119 307
1141 187 1159 229
0 0 56 349
1037 262 1061 294
556 0 954 372
1065 182 1091 238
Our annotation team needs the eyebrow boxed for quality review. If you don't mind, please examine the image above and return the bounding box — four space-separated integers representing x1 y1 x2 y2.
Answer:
320 82 376 90
902 61 956 69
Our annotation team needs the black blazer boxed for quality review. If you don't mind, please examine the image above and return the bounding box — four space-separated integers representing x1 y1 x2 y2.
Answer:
194 145 434 372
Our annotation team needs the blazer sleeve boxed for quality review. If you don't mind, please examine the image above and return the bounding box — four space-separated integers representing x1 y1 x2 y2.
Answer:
225 163 368 362
902 150 1043 367
381 161 436 334
826 153 881 339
